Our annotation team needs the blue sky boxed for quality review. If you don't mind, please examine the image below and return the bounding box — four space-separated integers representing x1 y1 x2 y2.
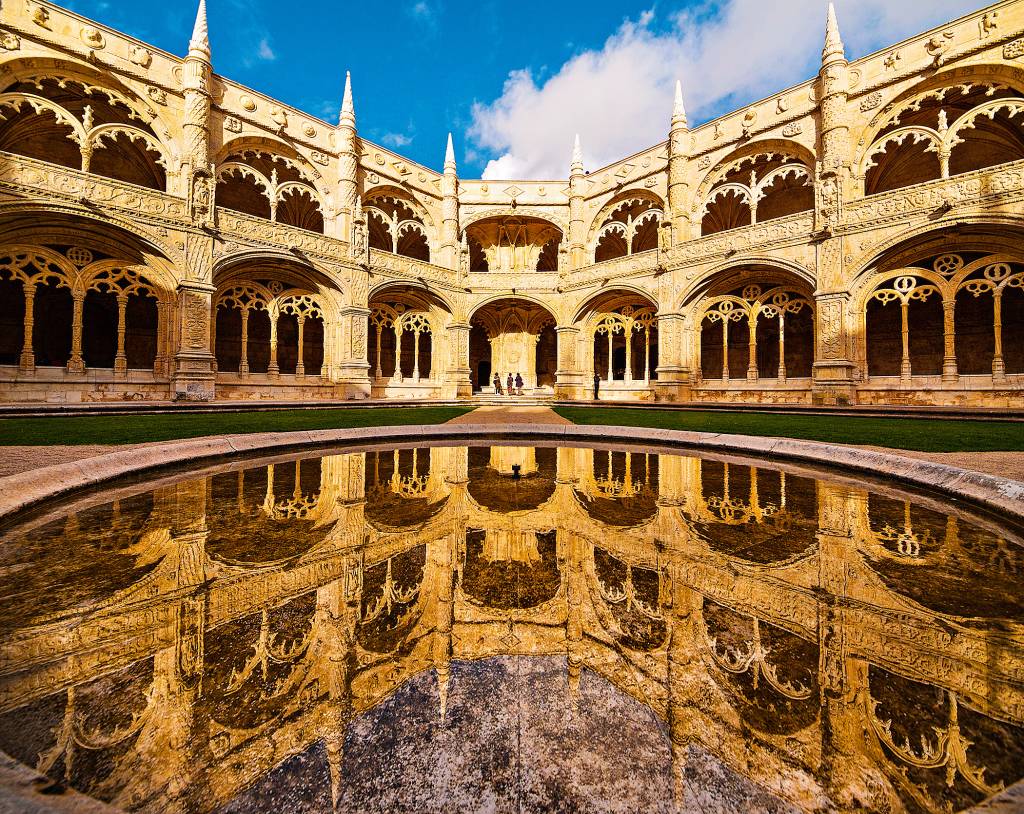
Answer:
63 0 982 178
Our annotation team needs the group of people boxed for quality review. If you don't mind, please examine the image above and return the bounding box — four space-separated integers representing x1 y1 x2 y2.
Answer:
493 372 525 396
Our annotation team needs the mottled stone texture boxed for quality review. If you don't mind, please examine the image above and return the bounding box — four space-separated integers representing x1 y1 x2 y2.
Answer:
222 657 796 814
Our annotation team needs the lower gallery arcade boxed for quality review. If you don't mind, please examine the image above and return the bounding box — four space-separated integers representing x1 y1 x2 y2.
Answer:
0 214 1021 406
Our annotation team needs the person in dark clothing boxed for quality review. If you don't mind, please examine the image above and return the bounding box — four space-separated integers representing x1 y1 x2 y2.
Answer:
493 372 502 395
514 372 523 395
593 373 600 400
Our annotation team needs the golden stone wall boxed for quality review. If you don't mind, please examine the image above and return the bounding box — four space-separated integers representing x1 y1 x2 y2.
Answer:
0 0 1022 405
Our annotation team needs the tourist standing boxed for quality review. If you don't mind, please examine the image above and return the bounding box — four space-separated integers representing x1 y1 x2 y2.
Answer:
593 373 600 400
506 373 514 397
514 372 523 395
493 372 502 395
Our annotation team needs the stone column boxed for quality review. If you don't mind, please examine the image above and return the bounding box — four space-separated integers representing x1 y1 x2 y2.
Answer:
67 291 86 374
941 296 958 382
268 312 280 377
296 315 306 377
392 322 404 382
654 312 691 401
554 325 584 399
114 292 129 377
811 6 857 405
442 321 472 399
993 290 1006 381
19 282 35 373
238 309 250 376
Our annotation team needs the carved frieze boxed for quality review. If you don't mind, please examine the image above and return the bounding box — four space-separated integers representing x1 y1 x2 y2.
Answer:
1004 38 1024 59
0 152 188 222
845 162 1024 227
182 294 208 349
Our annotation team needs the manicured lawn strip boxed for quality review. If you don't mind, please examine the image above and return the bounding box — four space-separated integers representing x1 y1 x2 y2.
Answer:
553 406 1024 453
0 406 474 446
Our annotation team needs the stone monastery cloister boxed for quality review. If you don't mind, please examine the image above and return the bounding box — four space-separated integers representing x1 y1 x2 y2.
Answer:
0 0 1023 406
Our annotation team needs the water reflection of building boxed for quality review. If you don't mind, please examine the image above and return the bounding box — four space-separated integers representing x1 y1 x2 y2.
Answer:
1 446 1023 813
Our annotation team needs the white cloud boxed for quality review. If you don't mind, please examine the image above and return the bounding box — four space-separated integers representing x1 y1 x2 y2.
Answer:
470 0 981 180
382 132 414 148
257 37 276 61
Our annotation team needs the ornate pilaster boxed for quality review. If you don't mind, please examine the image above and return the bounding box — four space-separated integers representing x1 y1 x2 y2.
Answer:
336 72 359 242
335 305 371 399
442 321 472 399
554 324 584 399
654 312 691 401
812 290 856 404
440 133 460 270
172 231 216 400
568 135 586 269
667 80 690 246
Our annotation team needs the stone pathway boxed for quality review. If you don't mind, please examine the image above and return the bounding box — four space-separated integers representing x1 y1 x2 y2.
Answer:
444 406 573 426
858 447 1024 482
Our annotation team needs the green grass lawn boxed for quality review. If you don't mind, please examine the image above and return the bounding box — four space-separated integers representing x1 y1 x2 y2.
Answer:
0 404 1021 452
0 406 473 446
554 406 1024 453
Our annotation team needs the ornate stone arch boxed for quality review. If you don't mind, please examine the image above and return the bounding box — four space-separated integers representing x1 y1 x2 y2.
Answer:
571 284 659 325
693 139 816 210
0 59 177 190
693 141 815 237
461 206 566 236
0 55 180 153
363 183 435 227
854 67 1024 195
0 205 182 284
467 293 561 325
677 256 816 313
586 189 665 245
588 190 665 263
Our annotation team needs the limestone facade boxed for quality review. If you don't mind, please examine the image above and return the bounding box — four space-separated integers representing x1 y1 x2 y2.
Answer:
0 0 1023 405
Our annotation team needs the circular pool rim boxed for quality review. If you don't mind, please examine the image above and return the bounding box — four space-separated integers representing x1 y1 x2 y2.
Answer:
0 423 1021 527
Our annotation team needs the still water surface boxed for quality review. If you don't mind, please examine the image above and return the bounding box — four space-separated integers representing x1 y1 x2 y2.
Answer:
1 444 1023 813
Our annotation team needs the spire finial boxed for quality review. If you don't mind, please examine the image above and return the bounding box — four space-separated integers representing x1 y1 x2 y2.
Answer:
444 132 456 172
823 2 845 62
570 133 583 175
339 71 355 129
188 0 210 61
672 79 688 128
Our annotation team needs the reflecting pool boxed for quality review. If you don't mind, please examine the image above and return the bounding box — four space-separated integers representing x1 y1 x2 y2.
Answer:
1 444 1023 813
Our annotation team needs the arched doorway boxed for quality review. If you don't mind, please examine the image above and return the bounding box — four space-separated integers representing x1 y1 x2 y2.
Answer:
470 299 557 394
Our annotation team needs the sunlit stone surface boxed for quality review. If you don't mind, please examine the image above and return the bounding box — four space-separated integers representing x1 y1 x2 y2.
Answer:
1 444 1023 813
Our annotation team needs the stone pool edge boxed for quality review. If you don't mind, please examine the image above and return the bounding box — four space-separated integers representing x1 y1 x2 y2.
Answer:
0 423 1023 814
1 423 1022 526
